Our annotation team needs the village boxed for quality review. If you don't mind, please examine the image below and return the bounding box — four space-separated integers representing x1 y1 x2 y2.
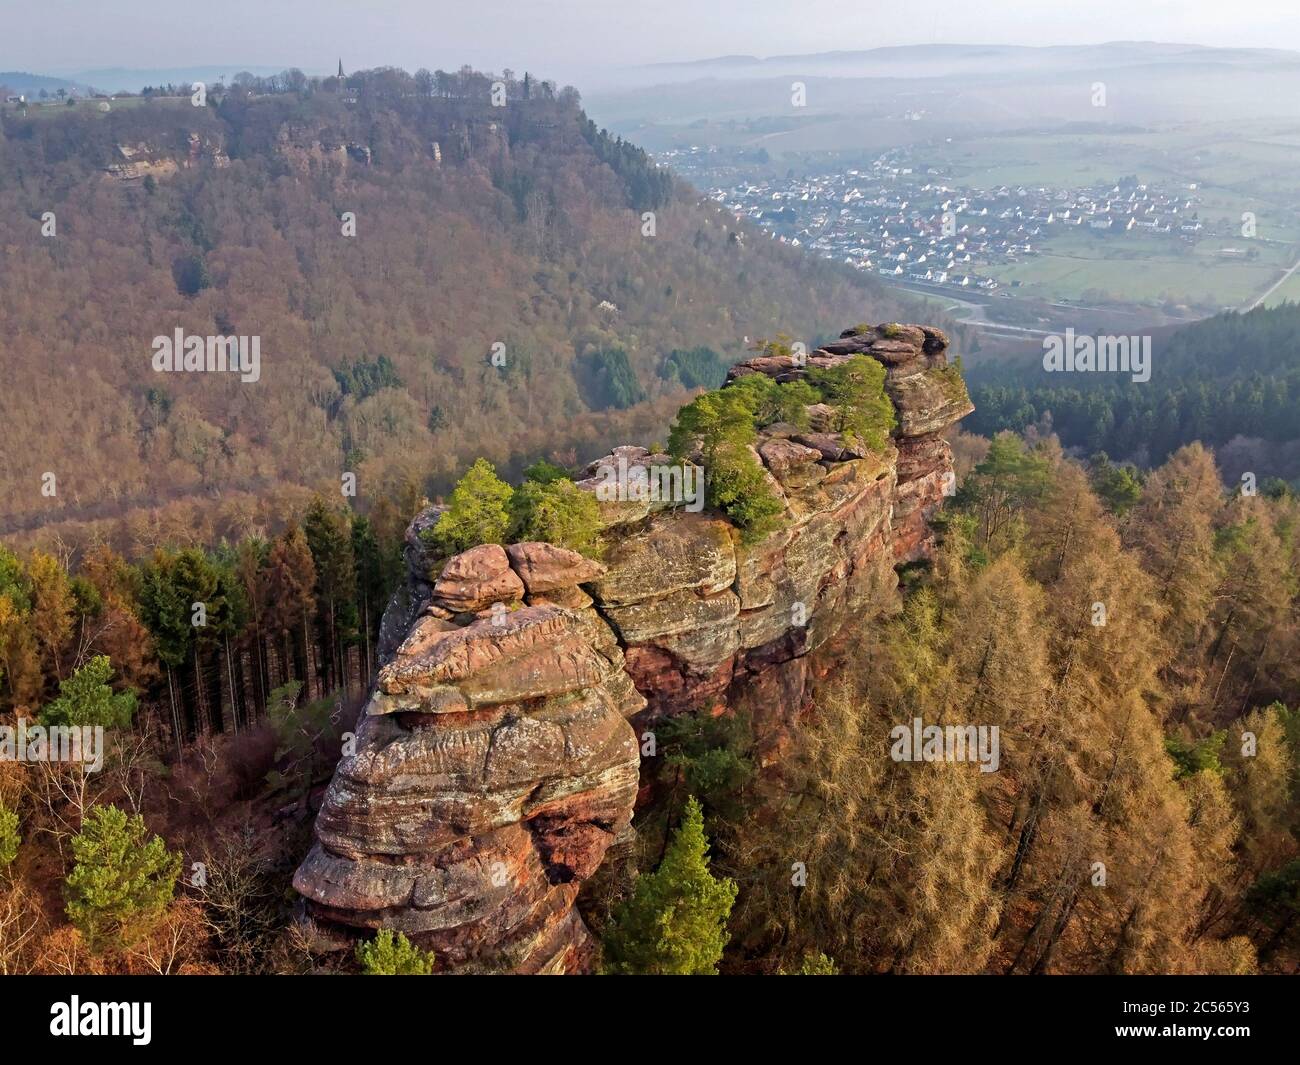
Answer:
664 144 1212 297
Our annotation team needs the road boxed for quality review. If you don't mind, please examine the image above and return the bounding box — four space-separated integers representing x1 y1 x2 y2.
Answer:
1244 255 1300 311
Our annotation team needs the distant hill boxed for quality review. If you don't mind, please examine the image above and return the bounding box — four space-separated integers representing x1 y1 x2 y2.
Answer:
0 66 921 551
635 41 1300 82
0 71 94 97
64 66 316 94
586 40 1300 146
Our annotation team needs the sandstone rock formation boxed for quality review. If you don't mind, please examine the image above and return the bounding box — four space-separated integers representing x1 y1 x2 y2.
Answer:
294 321 972 972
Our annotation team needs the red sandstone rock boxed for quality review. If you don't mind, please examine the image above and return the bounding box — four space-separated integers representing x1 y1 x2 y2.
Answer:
791 431 867 461
506 541 604 593
527 585 594 610
885 365 975 437
295 319 973 975
758 437 824 476
432 544 526 612
391 614 460 662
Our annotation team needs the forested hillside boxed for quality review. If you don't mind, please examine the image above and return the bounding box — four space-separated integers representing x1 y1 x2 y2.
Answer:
968 304 1300 480
2 427 1295 974
0 63 1293 984
0 67 917 554
687 436 1300 974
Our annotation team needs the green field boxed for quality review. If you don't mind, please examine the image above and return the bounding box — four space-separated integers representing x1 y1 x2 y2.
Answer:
15 96 189 120
926 121 1300 239
974 227 1296 309
1262 270 1300 308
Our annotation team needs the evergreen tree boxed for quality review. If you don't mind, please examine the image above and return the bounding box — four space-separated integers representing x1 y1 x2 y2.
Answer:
790 952 839 975
355 928 436 974
303 498 358 692
235 536 271 715
64 804 181 952
39 655 137 729
954 432 1051 553
808 354 895 453
171 549 221 733
351 516 386 681
508 477 603 557
429 459 514 555
0 547 29 611
1088 453 1142 517
206 547 252 732
138 549 195 749
602 795 737 975
585 348 646 410
1245 859 1300 964
668 387 784 540
725 372 817 429
660 346 728 391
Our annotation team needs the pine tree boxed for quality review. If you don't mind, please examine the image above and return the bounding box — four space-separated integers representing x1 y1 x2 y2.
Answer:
351 516 386 682
38 655 136 729
784 952 839 974
355 928 436 974
954 432 1051 554
138 549 194 751
667 386 784 540
808 354 895 453
207 548 251 732
1088 453 1142 517
64 804 181 952
304 498 358 693
430 459 513 555
1245 859 1300 965
235 537 271 715
602 796 737 975
171 549 221 733
508 477 603 557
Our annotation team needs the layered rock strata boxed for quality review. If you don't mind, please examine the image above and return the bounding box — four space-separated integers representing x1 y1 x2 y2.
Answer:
294 322 972 972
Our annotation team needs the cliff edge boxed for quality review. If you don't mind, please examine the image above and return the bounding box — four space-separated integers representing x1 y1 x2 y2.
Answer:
293 321 973 972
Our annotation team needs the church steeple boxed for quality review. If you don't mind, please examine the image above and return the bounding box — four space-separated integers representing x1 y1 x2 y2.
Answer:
337 59 344 78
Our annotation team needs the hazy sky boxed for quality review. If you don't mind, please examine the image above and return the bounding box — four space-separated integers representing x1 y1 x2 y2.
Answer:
5 0 1299 81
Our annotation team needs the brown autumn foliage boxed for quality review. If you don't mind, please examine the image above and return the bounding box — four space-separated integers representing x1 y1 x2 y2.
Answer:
0 68 925 558
0 426 1295 975
709 439 1298 974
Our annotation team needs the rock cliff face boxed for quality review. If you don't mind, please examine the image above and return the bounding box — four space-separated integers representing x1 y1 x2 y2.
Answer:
293 322 972 972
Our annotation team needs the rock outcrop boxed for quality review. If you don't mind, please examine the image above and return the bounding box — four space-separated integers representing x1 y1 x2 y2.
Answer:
294 321 972 972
